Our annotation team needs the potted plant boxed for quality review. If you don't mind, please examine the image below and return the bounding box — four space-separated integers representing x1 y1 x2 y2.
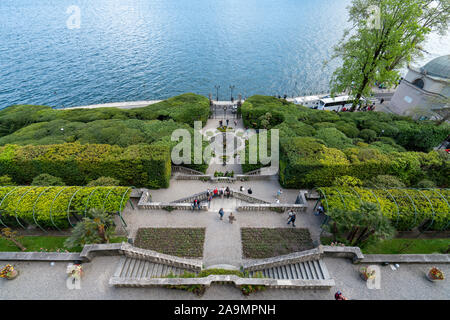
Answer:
66 263 83 282
360 267 376 281
0 264 18 280
427 267 445 282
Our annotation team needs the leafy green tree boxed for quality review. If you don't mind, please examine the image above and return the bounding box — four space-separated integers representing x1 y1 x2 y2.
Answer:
330 0 449 109
31 174 65 186
87 176 120 187
325 202 395 246
64 209 116 248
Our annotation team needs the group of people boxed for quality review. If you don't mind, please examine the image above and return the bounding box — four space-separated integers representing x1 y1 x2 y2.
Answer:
340 104 376 112
218 207 236 224
219 119 238 128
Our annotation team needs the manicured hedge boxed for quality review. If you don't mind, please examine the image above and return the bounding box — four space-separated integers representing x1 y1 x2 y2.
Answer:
0 143 171 188
317 187 450 231
0 93 210 137
0 186 131 229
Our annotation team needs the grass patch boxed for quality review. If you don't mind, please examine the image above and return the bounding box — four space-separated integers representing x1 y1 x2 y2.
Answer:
361 238 450 254
0 236 127 252
134 228 205 258
241 228 314 259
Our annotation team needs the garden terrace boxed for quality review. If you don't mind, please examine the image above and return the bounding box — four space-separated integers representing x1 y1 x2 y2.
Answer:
316 187 450 231
0 186 131 230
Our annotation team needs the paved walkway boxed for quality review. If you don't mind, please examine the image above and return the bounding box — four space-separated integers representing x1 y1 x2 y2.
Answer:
1 256 448 300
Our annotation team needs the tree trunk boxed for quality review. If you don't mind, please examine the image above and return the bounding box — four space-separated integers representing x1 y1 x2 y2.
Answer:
347 226 359 242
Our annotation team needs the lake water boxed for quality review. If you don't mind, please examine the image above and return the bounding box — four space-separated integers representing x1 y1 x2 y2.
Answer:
0 0 447 108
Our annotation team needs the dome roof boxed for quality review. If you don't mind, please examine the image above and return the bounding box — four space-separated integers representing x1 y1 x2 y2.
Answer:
421 55 450 79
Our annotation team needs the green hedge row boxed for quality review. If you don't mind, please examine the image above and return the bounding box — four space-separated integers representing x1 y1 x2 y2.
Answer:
0 186 131 229
318 187 450 231
0 143 171 188
279 137 449 188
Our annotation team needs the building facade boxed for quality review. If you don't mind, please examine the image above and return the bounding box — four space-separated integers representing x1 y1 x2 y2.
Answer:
388 55 449 120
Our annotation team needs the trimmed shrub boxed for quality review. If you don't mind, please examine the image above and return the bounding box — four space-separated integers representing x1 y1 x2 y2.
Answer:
32 174 65 186
416 179 436 189
87 177 120 187
0 175 15 186
315 127 353 149
366 175 406 188
0 143 171 188
359 129 377 143
333 176 363 187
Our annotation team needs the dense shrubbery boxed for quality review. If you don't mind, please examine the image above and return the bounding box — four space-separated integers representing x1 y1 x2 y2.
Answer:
318 187 450 231
240 96 450 188
87 177 120 187
0 94 210 174
0 93 210 137
0 186 131 229
0 143 171 188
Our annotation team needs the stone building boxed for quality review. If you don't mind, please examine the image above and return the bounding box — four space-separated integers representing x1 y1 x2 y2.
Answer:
388 55 449 120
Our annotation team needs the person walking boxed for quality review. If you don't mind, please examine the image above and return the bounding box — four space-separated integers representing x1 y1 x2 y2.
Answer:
276 189 282 199
247 188 253 195
225 186 230 198
226 119 229 126
287 210 296 227
234 120 238 127
213 187 218 197
218 208 224 220
228 212 236 224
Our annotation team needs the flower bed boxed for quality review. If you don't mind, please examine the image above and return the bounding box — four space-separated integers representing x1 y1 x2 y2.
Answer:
241 228 314 258
134 228 205 258
317 187 450 231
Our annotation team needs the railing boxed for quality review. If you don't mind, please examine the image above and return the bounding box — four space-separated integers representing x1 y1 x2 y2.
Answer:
237 204 308 212
120 243 202 271
171 166 205 176
242 248 322 272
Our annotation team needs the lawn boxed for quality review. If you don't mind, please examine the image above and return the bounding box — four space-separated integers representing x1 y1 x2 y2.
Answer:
134 228 205 258
241 228 314 259
0 236 127 252
361 238 449 254
320 236 449 254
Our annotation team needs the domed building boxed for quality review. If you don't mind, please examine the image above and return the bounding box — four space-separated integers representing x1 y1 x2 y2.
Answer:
388 55 449 120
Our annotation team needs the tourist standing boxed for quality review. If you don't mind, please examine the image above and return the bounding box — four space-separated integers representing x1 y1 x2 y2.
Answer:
192 199 200 211
240 186 245 192
234 120 238 127
225 186 230 198
213 187 218 197
228 212 236 224
207 194 213 208
218 208 224 220
247 188 253 195
226 119 229 126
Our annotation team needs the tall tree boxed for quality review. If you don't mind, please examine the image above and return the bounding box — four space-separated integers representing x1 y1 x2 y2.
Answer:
330 0 450 110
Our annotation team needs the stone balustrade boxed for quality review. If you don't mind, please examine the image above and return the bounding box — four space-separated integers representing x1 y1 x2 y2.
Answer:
109 274 335 289
137 202 208 211
171 166 205 176
120 243 202 271
242 248 323 272
237 204 307 212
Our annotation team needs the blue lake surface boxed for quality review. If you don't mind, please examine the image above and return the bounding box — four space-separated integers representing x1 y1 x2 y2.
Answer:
0 0 446 108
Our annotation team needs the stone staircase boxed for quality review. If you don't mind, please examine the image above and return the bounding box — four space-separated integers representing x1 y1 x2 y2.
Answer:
247 259 330 280
113 256 196 279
